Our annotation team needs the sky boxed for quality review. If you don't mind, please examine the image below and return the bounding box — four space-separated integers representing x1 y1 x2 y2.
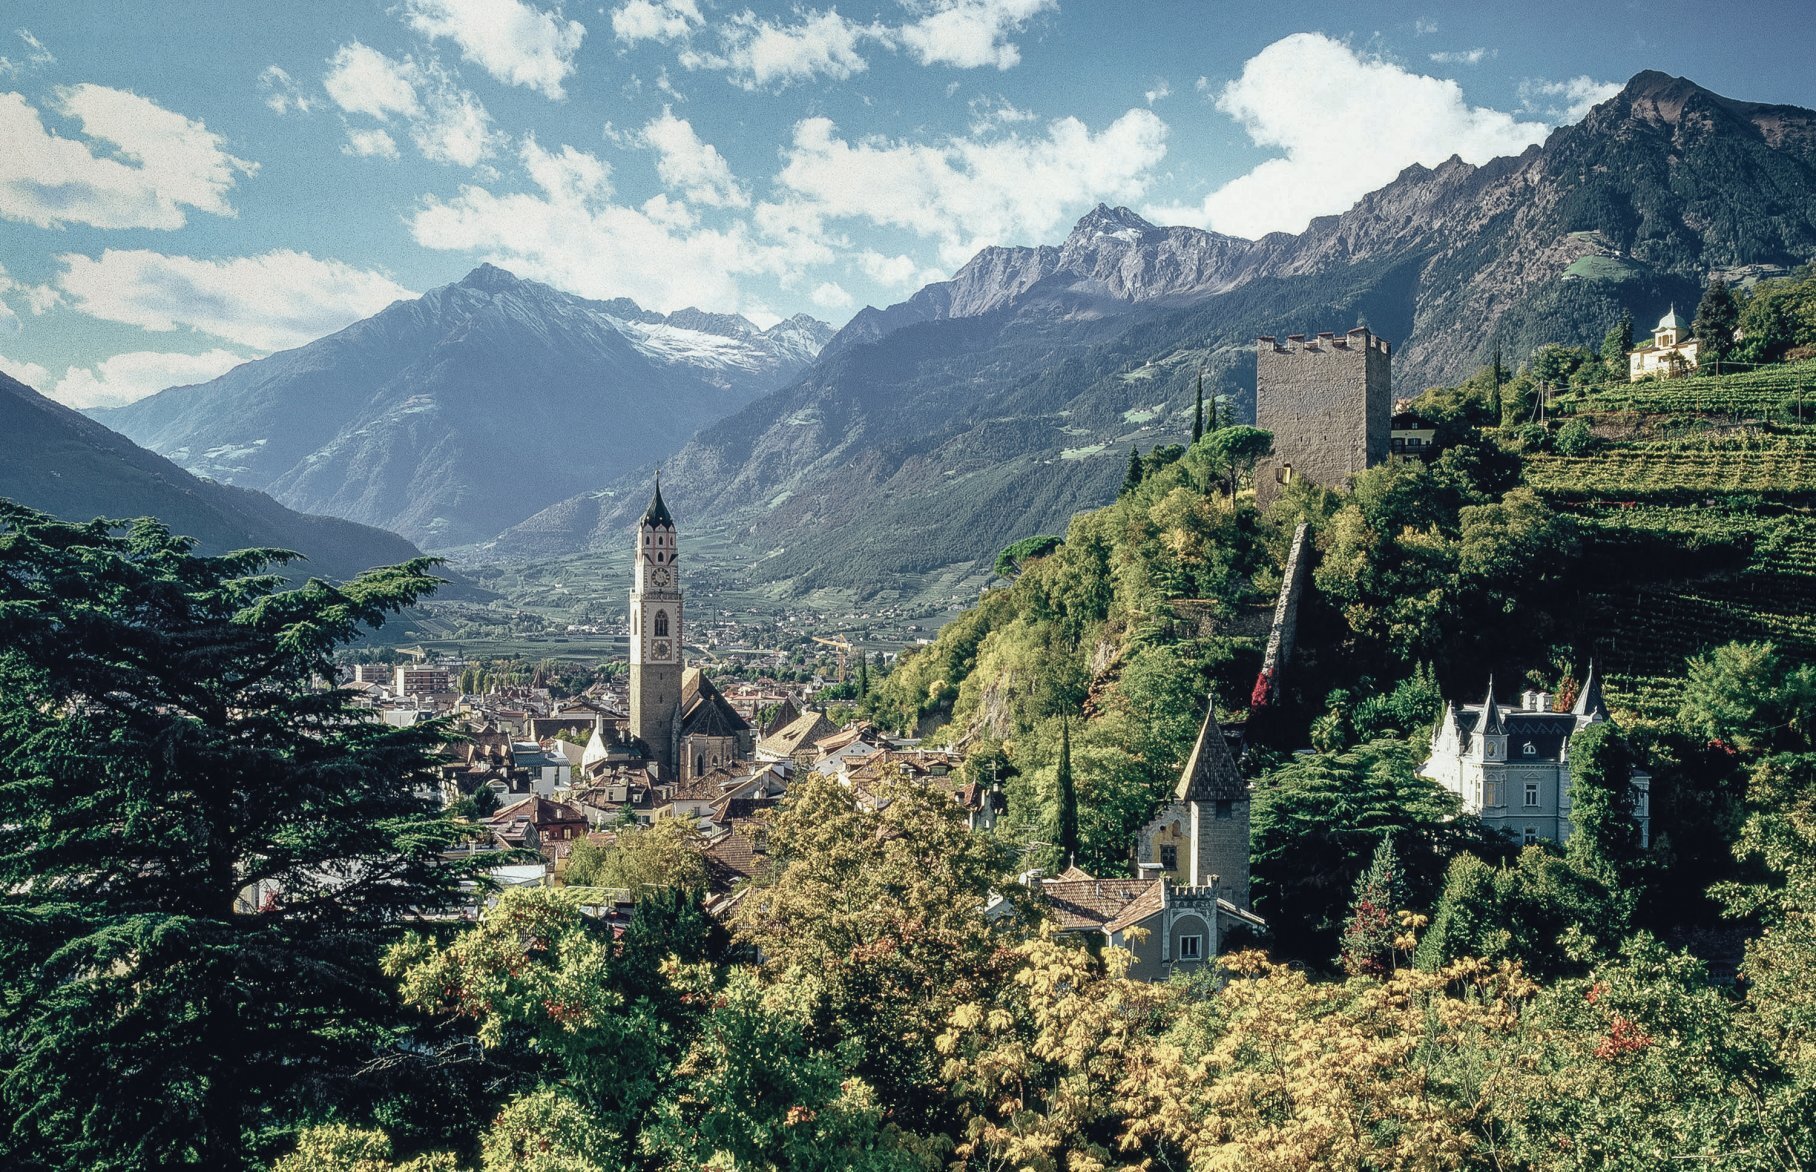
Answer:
0 0 1811 409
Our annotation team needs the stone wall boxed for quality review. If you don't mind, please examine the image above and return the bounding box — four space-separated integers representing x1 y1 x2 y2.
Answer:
1194 799 1252 910
1254 327 1392 507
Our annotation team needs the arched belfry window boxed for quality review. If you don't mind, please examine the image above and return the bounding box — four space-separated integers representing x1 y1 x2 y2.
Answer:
654 611 669 636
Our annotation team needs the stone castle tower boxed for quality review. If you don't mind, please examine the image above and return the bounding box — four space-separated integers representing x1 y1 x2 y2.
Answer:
629 476 683 778
1254 326 1391 507
1136 697 1252 909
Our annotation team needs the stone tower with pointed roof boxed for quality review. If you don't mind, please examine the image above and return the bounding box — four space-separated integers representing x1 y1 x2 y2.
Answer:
630 475 683 778
1136 697 1252 908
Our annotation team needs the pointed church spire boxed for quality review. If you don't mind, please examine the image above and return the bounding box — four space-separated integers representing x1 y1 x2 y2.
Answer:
1479 678 1505 735
1176 696 1247 802
1573 660 1605 719
642 470 674 528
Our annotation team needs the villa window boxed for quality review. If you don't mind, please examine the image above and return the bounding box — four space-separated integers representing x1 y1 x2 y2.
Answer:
1525 782 1540 808
1178 934 1203 961
1160 844 1178 871
1523 826 1538 846
1522 742 1537 757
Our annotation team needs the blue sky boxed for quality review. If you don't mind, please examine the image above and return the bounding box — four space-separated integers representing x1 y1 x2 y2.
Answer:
0 0 1811 407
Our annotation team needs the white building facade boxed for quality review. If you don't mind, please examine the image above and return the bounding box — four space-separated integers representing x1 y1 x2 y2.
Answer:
1419 668 1650 848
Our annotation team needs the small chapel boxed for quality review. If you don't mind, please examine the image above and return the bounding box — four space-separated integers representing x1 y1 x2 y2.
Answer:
581 477 752 783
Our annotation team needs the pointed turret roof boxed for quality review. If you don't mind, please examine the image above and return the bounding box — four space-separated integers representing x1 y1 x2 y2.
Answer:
1657 305 1681 331
1479 678 1505 735
1573 660 1606 719
1176 697 1247 803
642 472 675 529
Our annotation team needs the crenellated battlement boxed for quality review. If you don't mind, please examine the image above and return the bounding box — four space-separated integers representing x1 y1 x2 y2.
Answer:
1257 326 1391 356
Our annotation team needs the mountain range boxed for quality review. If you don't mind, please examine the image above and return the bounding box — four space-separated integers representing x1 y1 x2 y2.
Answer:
492 71 1816 592
96 265 833 550
1 369 425 583
86 71 1816 597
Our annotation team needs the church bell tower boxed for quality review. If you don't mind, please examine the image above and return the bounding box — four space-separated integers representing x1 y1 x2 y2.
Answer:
629 475 682 778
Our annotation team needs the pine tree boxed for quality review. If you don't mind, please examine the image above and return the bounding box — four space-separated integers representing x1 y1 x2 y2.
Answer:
1694 278 1740 369
1121 446 1144 495
1490 341 1505 422
0 504 487 1169
1192 369 1205 443
1339 835 1405 977
1056 717 1079 866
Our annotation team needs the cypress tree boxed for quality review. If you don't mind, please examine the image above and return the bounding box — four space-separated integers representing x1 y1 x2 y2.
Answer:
1694 278 1740 368
1122 446 1144 495
0 504 489 1169
1490 341 1504 422
1056 717 1079 866
1192 369 1205 443
857 646 870 695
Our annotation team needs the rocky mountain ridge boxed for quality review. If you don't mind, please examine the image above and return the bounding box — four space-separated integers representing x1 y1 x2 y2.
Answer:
499 71 1816 593
95 267 833 551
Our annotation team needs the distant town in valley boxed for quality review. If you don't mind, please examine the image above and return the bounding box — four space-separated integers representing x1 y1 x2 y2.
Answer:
4 7 1816 1169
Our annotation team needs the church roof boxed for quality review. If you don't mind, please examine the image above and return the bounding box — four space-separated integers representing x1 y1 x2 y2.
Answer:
757 708 840 758
1175 698 1248 803
679 667 751 739
642 474 675 529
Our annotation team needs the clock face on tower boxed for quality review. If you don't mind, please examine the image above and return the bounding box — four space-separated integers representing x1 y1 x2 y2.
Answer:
650 566 672 588
653 639 672 659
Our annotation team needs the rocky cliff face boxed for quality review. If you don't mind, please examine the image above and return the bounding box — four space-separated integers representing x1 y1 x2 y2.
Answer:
95 267 832 550
499 72 1816 593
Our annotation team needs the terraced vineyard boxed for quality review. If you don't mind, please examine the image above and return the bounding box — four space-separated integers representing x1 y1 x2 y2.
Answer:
1526 432 1816 498
1570 359 1816 417
1532 364 1816 714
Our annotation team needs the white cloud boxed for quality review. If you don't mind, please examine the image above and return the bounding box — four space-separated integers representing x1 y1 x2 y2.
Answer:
0 352 51 388
772 108 1168 267
1429 48 1491 65
0 28 55 78
410 137 795 312
641 107 747 207
258 65 317 114
899 0 1055 70
55 249 415 352
682 8 886 90
810 280 854 309
0 85 255 230
0 263 20 335
1519 75 1622 123
1145 78 1170 105
1150 34 1549 240
323 42 422 120
322 42 503 166
343 127 400 158
1414 18 1438 35
401 0 585 100
49 349 248 410
612 0 702 43
856 250 923 287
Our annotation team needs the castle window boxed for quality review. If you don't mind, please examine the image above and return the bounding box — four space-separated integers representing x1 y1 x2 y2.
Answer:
1524 781 1540 808
1276 463 1293 485
1177 934 1203 961
1215 799 1233 820
654 611 669 636
1160 844 1178 871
